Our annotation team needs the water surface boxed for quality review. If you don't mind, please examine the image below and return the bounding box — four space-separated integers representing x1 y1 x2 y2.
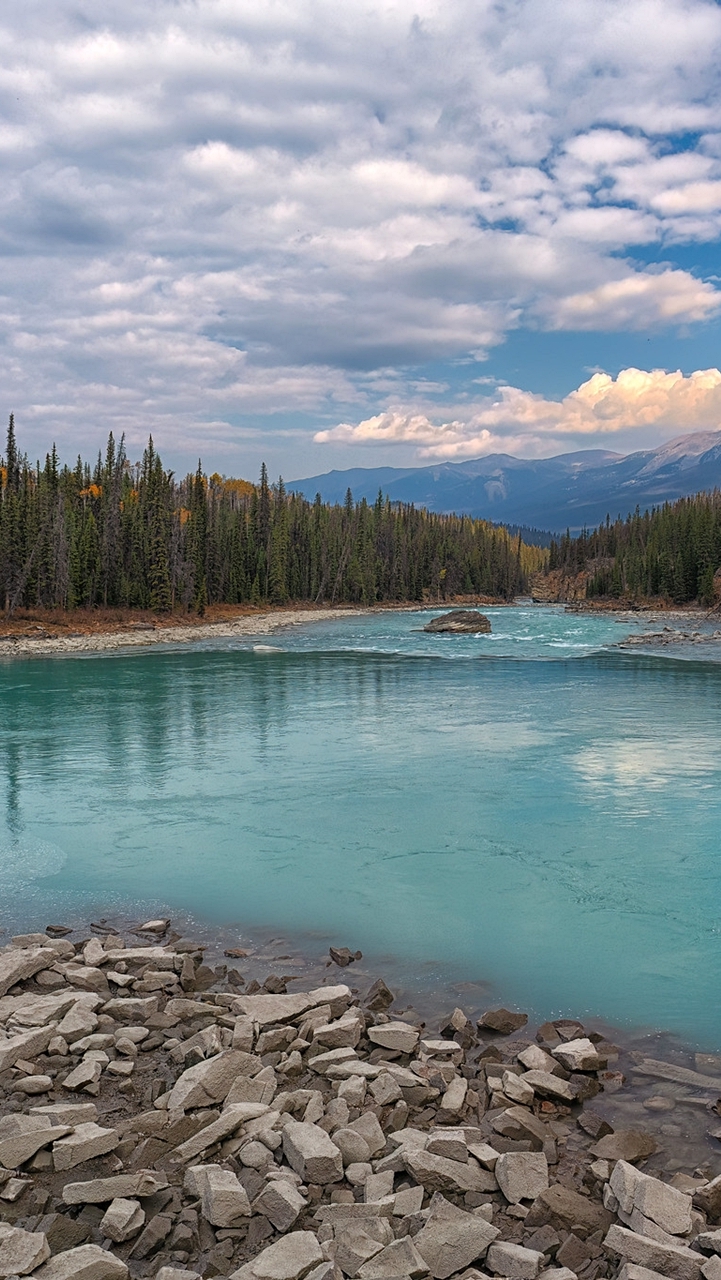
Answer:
1 605 720 1047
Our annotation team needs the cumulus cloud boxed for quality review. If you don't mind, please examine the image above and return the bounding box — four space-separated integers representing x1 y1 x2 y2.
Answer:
316 368 721 458
0 0 721 469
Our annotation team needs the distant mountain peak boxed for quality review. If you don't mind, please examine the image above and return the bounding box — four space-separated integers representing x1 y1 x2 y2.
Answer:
290 430 721 534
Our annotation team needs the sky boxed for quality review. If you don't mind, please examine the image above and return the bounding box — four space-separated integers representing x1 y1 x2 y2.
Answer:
4 0 721 481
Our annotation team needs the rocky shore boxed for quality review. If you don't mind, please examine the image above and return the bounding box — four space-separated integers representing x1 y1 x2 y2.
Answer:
0 923 720 1280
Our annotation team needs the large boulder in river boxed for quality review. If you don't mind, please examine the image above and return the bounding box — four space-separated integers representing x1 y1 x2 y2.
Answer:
424 610 491 634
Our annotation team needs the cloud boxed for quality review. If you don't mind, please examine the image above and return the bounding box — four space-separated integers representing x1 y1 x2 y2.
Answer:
0 0 721 470
316 367 721 458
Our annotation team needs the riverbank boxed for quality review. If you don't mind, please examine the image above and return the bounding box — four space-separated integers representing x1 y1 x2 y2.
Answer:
0 914 720 1280
0 599 516 659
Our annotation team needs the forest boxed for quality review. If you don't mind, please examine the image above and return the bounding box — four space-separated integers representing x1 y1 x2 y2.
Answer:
0 418 545 615
549 491 721 604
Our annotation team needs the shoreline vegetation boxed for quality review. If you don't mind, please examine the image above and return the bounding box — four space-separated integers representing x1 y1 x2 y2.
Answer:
0 915 720 1280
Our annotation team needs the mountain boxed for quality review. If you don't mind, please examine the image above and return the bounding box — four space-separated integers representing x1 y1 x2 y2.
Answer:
289 431 721 534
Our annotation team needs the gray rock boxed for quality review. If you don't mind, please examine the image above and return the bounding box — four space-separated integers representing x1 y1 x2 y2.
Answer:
488 1243 544 1278
551 1039 602 1072
349 1112 387 1158
254 1179 307 1231
424 611 492 634
52 1123 119 1171
61 1060 102 1093
63 1172 168 1204
32 1243 129 1279
520 1072 574 1103
414 1211 499 1278
592 1130 657 1162
0 1224 50 1276
170 1103 267 1163
167 1049 252 1110
0 1025 56 1074
331 1128 372 1167
155 1270 202 1280
404 1149 497 1196
193 1164 251 1226
604 1224 704 1280
99 1198 145 1243
525 1185 612 1233
334 1225 388 1276
230 1230 324 1280
617 1265 675 1280
357 1237 429 1278
282 1121 343 1184
610 1161 692 1236
495 1152 549 1204
367 1022 420 1053
479 1008 528 1034
0 1116 71 1169
0 946 57 998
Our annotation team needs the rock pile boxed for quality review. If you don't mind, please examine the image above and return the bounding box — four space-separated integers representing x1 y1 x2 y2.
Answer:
0 926 718 1280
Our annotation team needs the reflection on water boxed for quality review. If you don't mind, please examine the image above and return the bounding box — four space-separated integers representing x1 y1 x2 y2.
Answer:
1 608 721 1048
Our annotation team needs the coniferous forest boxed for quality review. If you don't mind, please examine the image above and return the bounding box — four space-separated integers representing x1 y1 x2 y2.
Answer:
0 418 545 615
549 492 721 604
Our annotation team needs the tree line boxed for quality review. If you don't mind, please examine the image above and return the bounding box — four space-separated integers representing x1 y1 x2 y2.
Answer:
549 491 721 604
0 418 546 615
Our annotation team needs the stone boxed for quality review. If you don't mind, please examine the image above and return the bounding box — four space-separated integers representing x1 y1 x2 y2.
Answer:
101 996 159 1022
0 946 57 997
99 1198 145 1242
167 1050 251 1110
334 1127 372 1166
518 1046 559 1074
32 1243 129 1279
169 1103 266 1163
31 1102 98 1124
234 994 315 1026
424 610 492 634
313 1015 363 1049
367 1021 420 1053
591 1130 658 1163
617 1266 676 1280
440 1075 468 1114
14 1074 52 1095
520 1071 574 1103
502 1072 534 1106
697 1230 721 1254
156 1271 202 1280
370 1072 403 1106
358 1237 429 1278
0 1224 50 1276
156 1271 201 1280
479 1009 528 1034
56 1005 99 1043
52 1123 119 1171
128 1214 174 1259
426 1131 468 1162
702 1261 721 1280
525 1185 612 1233
333 1226 388 1275
349 1111 386 1157
193 1164 251 1226
365 1171 394 1202
393 1186 425 1216
282 1121 343 1184
552 1039 602 1072
404 1149 497 1196
610 1161 692 1236
0 1026 55 1073
254 1179 307 1231
487 1243 544 1279
604 1226 703 1280
62 1171 168 1203
0 1116 71 1169
496 1153 549 1204
61 1060 102 1092
695 1176 721 1220
229 1230 324 1280
414 1212 499 1279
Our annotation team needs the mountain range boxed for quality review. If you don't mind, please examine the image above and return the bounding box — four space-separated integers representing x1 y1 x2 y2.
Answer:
290 430 721 535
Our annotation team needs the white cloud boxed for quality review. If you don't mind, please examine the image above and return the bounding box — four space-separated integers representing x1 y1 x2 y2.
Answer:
316 367 721 458
0 0 720 471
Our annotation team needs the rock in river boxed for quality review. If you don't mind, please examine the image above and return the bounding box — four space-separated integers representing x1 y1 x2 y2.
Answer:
423 610 492 633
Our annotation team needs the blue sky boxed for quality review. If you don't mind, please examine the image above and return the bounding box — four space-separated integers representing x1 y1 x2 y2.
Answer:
4 0 721 480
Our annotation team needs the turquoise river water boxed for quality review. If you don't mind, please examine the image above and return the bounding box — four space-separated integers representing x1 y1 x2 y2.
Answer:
1 605 720 1048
